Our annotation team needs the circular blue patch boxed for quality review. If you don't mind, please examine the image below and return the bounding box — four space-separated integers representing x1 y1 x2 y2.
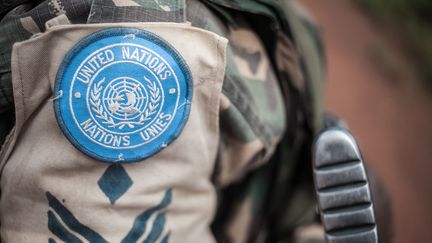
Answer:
54 28 193 163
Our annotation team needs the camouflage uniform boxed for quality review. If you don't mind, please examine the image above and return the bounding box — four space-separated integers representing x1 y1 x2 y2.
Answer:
0 0 325 242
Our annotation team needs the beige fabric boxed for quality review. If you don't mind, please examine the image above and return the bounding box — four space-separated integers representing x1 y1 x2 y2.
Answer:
0 23 227 243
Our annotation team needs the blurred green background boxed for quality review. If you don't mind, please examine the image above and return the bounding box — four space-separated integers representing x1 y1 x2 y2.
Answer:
355 0 432 88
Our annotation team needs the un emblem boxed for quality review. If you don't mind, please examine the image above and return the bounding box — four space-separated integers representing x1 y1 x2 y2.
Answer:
54 28 193 163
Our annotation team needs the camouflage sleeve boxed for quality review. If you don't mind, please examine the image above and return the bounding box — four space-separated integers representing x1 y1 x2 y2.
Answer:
188 1 328 242
187 1 319 242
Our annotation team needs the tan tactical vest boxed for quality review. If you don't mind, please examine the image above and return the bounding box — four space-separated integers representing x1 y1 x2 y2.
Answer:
0 22 227 243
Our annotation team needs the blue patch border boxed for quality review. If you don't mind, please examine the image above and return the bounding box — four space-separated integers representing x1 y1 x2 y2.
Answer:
54 28 193 163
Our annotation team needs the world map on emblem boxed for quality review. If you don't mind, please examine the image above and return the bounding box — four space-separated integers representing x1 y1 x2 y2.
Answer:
54 28 193 163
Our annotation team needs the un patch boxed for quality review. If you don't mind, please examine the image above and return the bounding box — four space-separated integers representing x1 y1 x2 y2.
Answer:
54 28 193 163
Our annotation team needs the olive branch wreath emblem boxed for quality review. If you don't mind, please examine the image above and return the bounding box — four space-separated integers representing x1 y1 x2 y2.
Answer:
90 77 161 130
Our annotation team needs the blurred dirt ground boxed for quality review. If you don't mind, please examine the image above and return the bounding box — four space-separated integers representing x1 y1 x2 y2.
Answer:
299 0 432 242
